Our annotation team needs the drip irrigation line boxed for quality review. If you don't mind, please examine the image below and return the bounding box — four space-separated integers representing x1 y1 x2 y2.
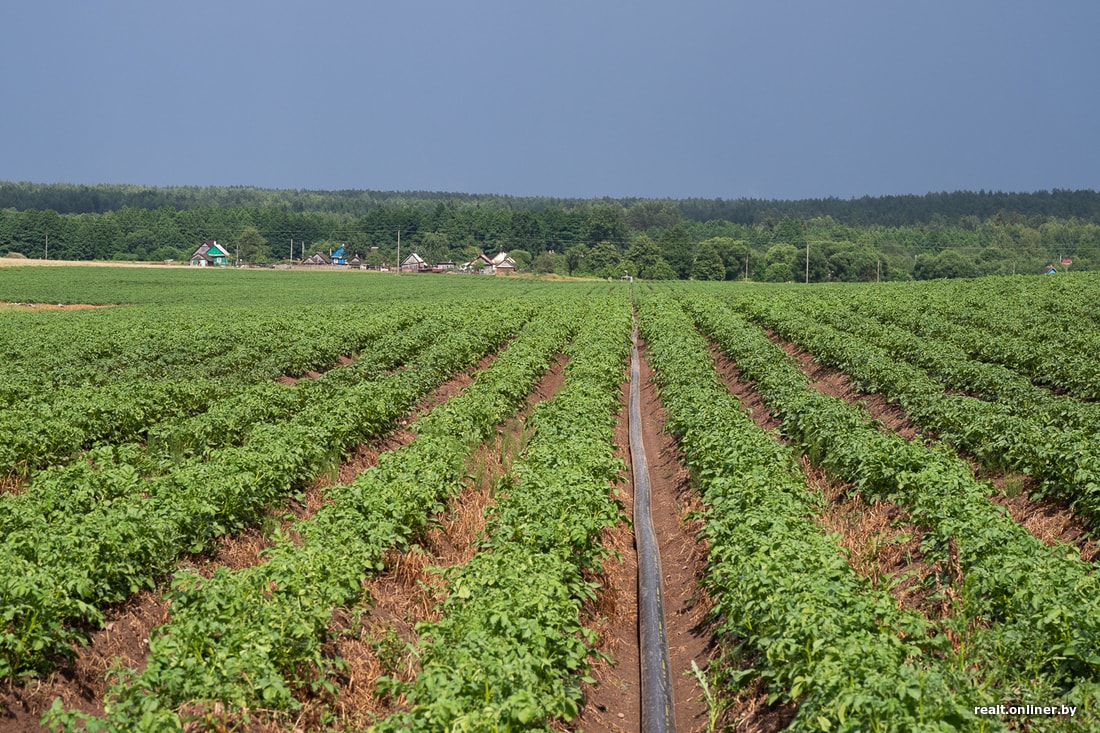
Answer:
630 295 675 732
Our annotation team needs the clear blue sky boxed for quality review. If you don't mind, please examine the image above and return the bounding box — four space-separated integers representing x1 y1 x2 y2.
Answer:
3 1 1097 200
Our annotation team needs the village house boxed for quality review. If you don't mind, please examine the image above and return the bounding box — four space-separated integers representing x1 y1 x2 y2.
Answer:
461 251 516 274
189 240 230 267
302 252 331 266
401 253 428 272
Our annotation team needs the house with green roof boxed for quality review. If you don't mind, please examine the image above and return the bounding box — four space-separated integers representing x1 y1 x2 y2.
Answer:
189 240 231 267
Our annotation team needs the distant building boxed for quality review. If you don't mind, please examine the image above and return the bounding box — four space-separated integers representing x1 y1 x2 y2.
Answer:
460 252 516 274
331 245 347 265
189 240 230 267
401 253 428 272
303 252 332 266
489 251 517 274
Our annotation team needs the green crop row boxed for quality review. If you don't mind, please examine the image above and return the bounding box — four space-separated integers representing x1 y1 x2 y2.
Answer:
373 294 632 731
0 305 434 479
754 290 1100 435
0 302 505 541
684 292 1100 723
638 292 987 732
732 292 1100 531
141 306 460 468
836 279 1100 399
0 301 421 411
1 303 531 681
46 298 584 732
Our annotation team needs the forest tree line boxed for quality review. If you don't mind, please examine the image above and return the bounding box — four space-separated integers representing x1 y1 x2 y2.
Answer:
2 182 1100 280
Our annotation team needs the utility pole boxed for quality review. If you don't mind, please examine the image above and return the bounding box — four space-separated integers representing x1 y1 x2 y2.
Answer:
44 233 48 261
805 240 810 284
397 229 401 273
290 239 294 262
745 252 750 281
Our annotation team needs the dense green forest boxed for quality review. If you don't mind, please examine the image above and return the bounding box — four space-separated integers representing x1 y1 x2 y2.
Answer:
2 181 1099 280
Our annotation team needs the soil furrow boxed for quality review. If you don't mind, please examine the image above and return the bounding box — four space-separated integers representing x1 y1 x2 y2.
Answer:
710 342 959 622
268 353 571 730
572 345 713 732
769 333 1097 561
0 352 503 732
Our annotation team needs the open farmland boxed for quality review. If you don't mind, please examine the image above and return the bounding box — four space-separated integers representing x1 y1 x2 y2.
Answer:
1 266 1099 732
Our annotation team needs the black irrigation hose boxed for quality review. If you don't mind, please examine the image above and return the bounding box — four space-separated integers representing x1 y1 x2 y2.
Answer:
630 317 676 732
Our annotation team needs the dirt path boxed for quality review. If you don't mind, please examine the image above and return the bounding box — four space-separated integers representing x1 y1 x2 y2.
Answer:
573 345 713 732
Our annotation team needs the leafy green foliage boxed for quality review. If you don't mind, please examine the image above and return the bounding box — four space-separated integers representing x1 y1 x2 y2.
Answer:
375 297 632 731
52 297 590 730
638 293 982 732
683 290 1100 723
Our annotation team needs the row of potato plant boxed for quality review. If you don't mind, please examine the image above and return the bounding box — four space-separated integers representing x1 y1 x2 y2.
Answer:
763 290 1100 435
855 276 1100 343
0 314 431 482
0 302 533 681
0 302 421 413
731 292 1100 531
683 292 1100 723
0 304 487 543
837 277 1100 399
140 307 455 469
374 294 632 731
47 299 585 732
638 292 986 732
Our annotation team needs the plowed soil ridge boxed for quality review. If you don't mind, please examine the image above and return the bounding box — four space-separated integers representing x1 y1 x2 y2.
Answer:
0 351 503 732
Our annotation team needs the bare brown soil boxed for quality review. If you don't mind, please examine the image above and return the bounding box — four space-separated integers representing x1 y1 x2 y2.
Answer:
572 345 715 733
770 335 919 441
0 472 24 496
0 592 170 732
806 460 960 619
710 348 783 435
275 354 356 386
990 486 1099 562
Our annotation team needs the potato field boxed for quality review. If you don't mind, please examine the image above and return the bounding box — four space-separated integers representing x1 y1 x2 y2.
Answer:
1 266 1099 732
